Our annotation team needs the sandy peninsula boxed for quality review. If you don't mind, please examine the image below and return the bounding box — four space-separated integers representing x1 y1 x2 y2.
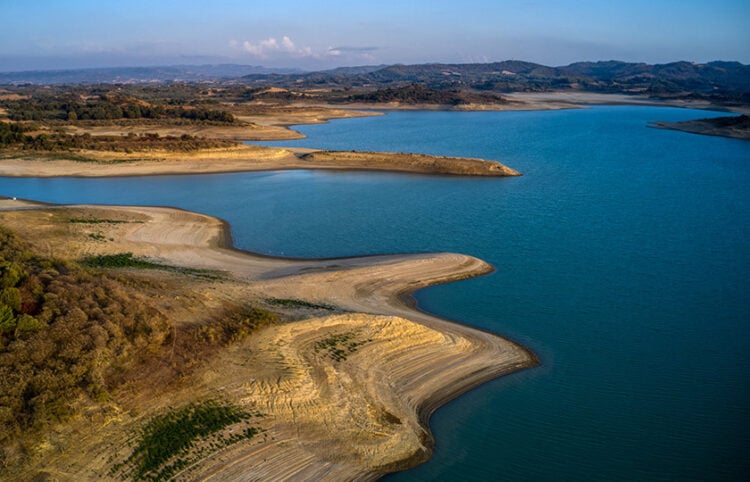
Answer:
650 114 750 140
0 200 537 480
0 144 520 178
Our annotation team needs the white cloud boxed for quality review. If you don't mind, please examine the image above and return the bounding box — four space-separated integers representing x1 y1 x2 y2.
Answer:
229 37 381 66
280 36 295 52
231 35 316 59
327 46 378 62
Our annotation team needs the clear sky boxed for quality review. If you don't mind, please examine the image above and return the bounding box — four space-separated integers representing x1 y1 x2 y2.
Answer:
2 0 748 71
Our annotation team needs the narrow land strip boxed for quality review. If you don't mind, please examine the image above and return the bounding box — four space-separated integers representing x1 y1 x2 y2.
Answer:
0 144 520 178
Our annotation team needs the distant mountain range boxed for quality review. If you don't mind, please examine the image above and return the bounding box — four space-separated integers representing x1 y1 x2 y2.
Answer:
1 60 748 103
243 60 750 101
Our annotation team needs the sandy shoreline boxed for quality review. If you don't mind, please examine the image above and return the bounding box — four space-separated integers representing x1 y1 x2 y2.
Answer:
0 201 537 480
334 92 750 114
0 144 520 178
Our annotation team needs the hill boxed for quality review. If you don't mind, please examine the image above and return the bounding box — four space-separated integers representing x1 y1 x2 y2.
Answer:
241 60 750 104
2 60 747 105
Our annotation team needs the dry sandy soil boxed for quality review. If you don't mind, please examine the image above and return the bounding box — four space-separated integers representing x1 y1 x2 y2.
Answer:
0 202 536 480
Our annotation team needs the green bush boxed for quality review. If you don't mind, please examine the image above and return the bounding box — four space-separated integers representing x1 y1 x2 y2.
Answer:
14 314 45 336
0 304 16 335
0 287 22 311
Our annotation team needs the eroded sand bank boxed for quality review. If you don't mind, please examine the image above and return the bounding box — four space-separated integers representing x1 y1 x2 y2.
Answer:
0 202 536 480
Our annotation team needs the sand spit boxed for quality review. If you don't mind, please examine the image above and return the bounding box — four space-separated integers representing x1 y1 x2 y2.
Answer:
0 203 536 480
0 144 519 178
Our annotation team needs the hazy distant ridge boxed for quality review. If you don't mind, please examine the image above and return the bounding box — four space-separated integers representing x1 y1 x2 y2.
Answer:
275 60 750 97
2 61 748 102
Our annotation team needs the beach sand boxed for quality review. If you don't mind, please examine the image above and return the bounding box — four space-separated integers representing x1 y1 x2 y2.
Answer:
0 203 537 480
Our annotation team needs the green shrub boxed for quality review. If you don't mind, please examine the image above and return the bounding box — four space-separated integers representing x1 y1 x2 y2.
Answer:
14 314 45 336
0 304 16 335
0 261 25 288
0 287 22 311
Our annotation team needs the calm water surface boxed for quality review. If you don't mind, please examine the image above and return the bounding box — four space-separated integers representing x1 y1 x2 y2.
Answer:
1 106 748 480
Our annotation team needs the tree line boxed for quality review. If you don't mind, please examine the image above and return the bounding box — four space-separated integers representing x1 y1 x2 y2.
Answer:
0 122 234 152
4 96 234 123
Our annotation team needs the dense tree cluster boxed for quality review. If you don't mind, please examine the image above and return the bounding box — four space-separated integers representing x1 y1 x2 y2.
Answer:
4 95 234 123
341 83 508 105
0 122 235 151
0 228 172 454
0 226 279 468
0 121 27 146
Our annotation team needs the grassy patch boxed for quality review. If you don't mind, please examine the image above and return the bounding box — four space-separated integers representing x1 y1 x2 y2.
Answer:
265 298 335 311
0 151 141 164
80 252 224 280
0 151 100 163
81 252 161 269
111 400 261 481
313 331 371 362
69 217 136 224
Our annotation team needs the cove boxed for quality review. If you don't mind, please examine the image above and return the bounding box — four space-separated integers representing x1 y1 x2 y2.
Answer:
1 106 749 480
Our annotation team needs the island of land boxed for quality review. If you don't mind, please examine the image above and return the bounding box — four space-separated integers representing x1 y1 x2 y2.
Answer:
0 199 536 480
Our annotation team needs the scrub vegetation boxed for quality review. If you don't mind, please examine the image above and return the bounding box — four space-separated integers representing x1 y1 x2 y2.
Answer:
313 331 371 362
81 252 225 280
111 400 262 481
0 226 277 469
0 121 235 152
265 297 336 311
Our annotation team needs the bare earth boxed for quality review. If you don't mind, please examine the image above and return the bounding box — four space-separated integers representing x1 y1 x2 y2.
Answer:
0 202 537 480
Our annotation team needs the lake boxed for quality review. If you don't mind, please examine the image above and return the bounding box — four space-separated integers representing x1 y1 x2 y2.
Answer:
1 106 749 480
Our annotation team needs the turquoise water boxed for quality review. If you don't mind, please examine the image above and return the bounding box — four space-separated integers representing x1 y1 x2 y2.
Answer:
1 106 749 480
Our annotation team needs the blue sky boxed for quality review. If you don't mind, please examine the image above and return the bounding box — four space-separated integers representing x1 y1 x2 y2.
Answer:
1 0 748 71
